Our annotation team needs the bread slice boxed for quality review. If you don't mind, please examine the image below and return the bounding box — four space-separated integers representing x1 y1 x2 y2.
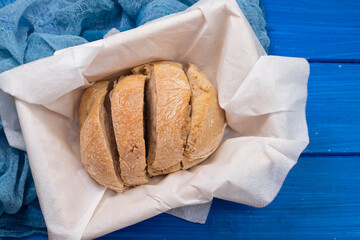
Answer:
133 62 191 176
182 63 226 169
110 75 149 186
79 81 125 192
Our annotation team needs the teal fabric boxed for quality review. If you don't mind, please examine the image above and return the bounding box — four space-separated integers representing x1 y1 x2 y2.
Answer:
0 0 269 237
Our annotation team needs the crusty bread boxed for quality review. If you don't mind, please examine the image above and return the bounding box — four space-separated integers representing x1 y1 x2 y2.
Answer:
79 62 226 191
110 75 149 186
133 62 191 176
182 63 225 169
79 81 125 192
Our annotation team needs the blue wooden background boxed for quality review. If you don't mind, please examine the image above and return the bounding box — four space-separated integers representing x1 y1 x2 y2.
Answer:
11 0 360 239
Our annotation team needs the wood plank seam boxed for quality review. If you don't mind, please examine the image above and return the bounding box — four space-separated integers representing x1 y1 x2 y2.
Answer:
308 59 360 63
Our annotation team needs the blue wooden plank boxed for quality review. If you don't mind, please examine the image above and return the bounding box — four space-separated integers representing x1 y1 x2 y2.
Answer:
305 63 360 153
96 156 360 239
262 0 360 60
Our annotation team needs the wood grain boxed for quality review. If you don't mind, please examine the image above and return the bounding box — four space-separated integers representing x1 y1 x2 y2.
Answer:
305 63 360 153
262 0 360 60
97 156 360 239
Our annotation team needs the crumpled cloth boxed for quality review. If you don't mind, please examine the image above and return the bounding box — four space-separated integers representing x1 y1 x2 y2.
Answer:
0 0 269 238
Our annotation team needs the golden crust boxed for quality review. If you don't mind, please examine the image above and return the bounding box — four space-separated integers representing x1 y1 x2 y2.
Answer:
134 61 191 176
79 81 125 192
147 163 181 176
79 81 108 131
111 75 149 186
182 63 225 169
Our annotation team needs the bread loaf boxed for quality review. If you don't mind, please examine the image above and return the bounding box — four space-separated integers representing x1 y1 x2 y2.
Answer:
79 81 125 192
182 63 226 169
79 61 225 191
133 62 191 176
110 75 149 186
